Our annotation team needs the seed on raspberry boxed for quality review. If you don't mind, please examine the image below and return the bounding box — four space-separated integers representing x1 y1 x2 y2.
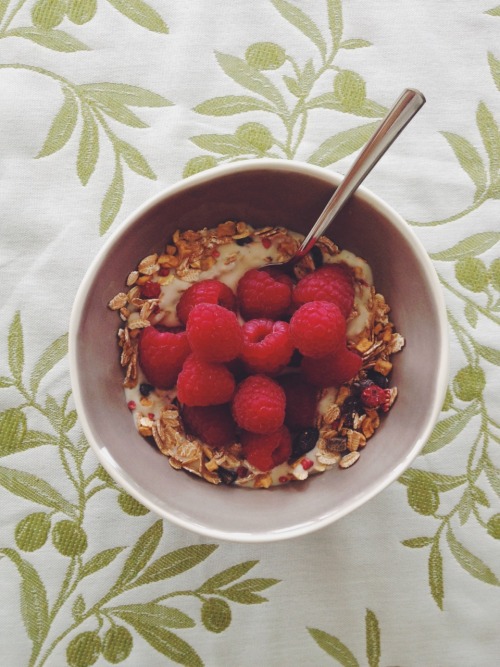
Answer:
278 374 318 429
182 404 236 447
236 268 293 320
293 264 354 318
240 319 294 374
240 426 292 471
176 279 236 325
138 326 191 390
177 354 235 406
360 384 387 409
290 300 346 358
301 347 362 388
186 303 243 363
232 375 285 434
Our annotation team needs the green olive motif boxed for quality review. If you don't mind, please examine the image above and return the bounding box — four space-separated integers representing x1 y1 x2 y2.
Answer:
52 520 88 557
118 492 149 516
455 257 489 293
407 482 439 516
235 122 274 153
183 156 218 178
15 513 51 552
31 0 66 30
102 626 133 664
453 365 485 402
66 0 98 25
66 631 101 667
486 513 500 539
201 597 232 633
334 70 366 112
245 42 286 70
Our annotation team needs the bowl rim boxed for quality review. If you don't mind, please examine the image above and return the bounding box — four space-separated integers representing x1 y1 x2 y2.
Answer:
69 158 449 542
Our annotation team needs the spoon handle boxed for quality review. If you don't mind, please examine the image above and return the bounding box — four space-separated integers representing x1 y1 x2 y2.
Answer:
296 88 426 259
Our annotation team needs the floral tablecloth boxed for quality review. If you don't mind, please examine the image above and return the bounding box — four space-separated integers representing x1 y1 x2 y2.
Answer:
1 1 500 665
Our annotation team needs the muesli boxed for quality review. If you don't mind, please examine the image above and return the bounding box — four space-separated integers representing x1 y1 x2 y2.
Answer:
108 221 403 488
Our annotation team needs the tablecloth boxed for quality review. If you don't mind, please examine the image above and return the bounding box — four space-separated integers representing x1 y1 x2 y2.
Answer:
1 1 499 665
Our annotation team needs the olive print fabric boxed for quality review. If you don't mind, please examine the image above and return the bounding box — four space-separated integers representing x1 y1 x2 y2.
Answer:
1 1 499 665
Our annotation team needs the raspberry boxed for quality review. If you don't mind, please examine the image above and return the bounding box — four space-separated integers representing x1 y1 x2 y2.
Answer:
278 374 318 428
236 268 293 320
176 279 236 325
140 280 161 299
293 264 354 318
360 384 387 409
182 404 236 447
289 301 345 358
301 347 362 388
138 326 191 389
177 354 235 406
240 319 294 374
186 303 243 362
232 375 286 434
241 426 292 471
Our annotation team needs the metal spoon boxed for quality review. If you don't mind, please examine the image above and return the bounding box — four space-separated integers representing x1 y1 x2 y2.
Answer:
268 88 425 269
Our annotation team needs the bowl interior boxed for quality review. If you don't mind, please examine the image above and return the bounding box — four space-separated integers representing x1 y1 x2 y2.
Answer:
72 162 446 541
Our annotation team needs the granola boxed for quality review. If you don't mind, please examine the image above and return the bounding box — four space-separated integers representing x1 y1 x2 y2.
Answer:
109 221 404 488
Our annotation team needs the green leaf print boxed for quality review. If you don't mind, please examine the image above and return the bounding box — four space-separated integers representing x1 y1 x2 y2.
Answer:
440 131 487 197
270 0 327 60
430 232 500 261
429 540 444 610
106 0 169 34
446 527 500 586
8 311 24 382
215 51 287 112
111 603 195 629
198 560 259 593
476 342 500 366
308 628 360 667
0 0 9 24
7 27 90 51
365 610 380 667
485 6 500 16
115 139 156 179
77 105 99 185
477 101 500 175
100 160 124 235
401 536 434 548
131 544 218 588
326 0 343 50
30 333 68 395
37 87 79 158
340 39 372 49
488 51 500 90
0 466 76 518
308 122 380 166
194 95 275 116
219 577 280 604
420 402 479 455
79 82 171 107
125 620 203 667
114 520 163 589
80 547 126 579
0 548 49 649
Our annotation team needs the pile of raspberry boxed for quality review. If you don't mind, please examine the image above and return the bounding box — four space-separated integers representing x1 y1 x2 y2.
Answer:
137 264 382 475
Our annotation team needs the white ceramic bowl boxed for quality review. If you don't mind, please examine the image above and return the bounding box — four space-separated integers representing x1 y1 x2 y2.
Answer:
69 159 448 542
